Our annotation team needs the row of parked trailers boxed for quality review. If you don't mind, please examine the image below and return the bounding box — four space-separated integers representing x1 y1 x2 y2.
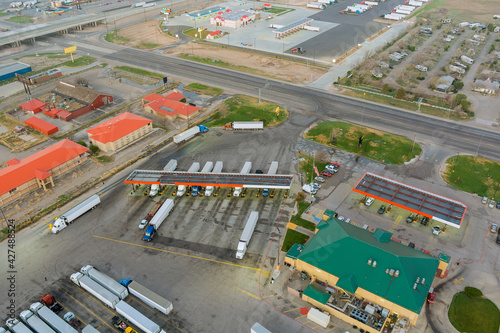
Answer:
383 0 429 21
70 265 173 333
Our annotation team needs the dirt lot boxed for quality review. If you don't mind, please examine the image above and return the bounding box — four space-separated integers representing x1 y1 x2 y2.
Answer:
16 54 82 71
116 21 178 49
164 43 327 84
421 0 498 23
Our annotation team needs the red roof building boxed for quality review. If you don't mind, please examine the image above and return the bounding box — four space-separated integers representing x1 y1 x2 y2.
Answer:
19 99 47 114
142 91 201 121
86 112 153 152
0 139 89 205
24 116 59 135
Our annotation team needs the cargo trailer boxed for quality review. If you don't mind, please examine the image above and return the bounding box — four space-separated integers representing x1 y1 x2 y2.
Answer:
80 265 128 299
29 303 77 333
70 273 120 308
119 279 173 315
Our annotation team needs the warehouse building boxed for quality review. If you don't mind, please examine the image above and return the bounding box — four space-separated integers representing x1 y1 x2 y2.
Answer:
0 140 89 205
24 116 59 135
37 81 113 121
86 112 153 152
285 218 440 333
142 91 200 121
0 61 32 81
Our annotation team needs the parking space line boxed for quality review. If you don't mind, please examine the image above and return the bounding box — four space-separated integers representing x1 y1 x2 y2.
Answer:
323 326 336 332
93 235 260 271
302 320 311 325
274 303 289 308
268 298 284 303
283 307 300 313
127 296 183 332
389 215 402 233
261 294 276 298
295 315 306 319
311 325 320 329
58 287 118 333
236 288 260 300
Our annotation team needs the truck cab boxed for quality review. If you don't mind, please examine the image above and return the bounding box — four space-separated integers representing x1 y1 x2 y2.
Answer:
262 188 269 197
233 187 242 197
143 226 155 241
149 185 159 197
198 125 209 133
236 241 247 259
191 186 199 197
176 185 186 197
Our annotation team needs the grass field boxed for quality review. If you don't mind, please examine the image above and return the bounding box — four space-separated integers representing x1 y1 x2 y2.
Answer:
291 201 316 231
7 15 33 23
415 0 497 23
448 291 500 333
204 95 288 127
135 43 160 49
182 83 222 97
299 154 329 185
444 156 500 201
305 121 422 165
114 66 163 79
62 56 95 68
183 27 214 39
281 229 309 252
104 30 130 44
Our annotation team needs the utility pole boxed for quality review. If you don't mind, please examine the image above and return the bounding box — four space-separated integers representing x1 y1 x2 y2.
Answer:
411 133 416 152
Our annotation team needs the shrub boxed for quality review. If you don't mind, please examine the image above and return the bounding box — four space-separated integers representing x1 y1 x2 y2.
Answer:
77 141 87 147
89 145 99 155
395 87 406 99
295 192 305 202
461 99 471 112
180 98 187 103
454 93 467 106
381 83 390 94
464 287 483 297
453 80 464 90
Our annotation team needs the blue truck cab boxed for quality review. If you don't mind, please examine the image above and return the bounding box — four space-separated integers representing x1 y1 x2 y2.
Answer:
192 186 199 197
198 125 209 133
119 279 132 287
262 188 269 197
143 225 155 241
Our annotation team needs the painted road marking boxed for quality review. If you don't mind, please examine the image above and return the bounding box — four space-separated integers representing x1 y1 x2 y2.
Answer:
302 320 311 325
275 303 289 308
283 307 300 313
454 277 464 284
389 216 402 233
295 315 306 319
262 294 276 298
268 298 284 303
323 327 336 332
311 325 320 329
261 270 271 278
58 287 118 333
93 235 260 271
236 288 260 300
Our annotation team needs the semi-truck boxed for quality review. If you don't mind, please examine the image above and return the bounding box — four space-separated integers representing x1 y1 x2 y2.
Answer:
307 2 326 9
163 159 177 172
70 273 120 309
29 303 77 333
80 265 128 299
119 279 173 315
394 8 412 15
140 202 162 229
114 301 166 333
51 195 100 234
177 162 200 196
222 122 264 130
143 199 174 241
81 326 99 333
263 161 278 197
0 327 8 333
131 1 145 7
173 125 208 144
251 323 272 333
6 319 33 333
233 162 252 197
205 161 223 197
20 310 56 333
236 211 259 259
192 162 214 196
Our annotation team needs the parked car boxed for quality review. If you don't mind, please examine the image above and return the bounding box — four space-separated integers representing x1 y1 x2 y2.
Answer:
314 176 325 183
482 197 488 204
491 223 498 234
311 182 322 189
325 164 338 173
497 201 500 209
321 170 332 177
406 214 414 223
378 205 386 214
365 198 374 206
489 200 496 209
338 216 345 221
138 219 148 229
345 218 351 223
427 292 435 303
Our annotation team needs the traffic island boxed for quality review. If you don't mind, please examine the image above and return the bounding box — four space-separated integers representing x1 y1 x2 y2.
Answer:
304 121 422 165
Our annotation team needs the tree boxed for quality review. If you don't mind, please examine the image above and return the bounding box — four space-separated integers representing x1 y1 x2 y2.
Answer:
487 23 494 32
77 141 87 147
395 87 406 99
454 93 467 106
382 83 390 95
461 99 471 112
453 80 464 90
89 145 99 155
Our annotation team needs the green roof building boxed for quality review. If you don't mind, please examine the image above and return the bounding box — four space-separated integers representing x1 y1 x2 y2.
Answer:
286 218 439 327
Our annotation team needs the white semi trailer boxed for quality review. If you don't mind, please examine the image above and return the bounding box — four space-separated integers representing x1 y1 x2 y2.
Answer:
80 265 128 299
114 301 166 333
177 162 200 196
29 303 77 333
20 310 56 333
205 161 223 197
6 320 33 333
233 162 252 197
236 211 259 259
70 273 120 309
51 195 100 234
119 279 173 315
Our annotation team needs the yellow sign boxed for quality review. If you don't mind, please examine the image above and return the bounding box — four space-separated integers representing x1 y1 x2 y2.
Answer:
64 45 77 54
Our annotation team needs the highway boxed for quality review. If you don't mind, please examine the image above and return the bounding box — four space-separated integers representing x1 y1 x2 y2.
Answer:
100 47 500 161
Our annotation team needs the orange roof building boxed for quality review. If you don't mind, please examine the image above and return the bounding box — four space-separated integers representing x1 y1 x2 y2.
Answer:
25 116 59 135
142 91 201 121
86 112 153 152
19 99 47 114
0 139 89 205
